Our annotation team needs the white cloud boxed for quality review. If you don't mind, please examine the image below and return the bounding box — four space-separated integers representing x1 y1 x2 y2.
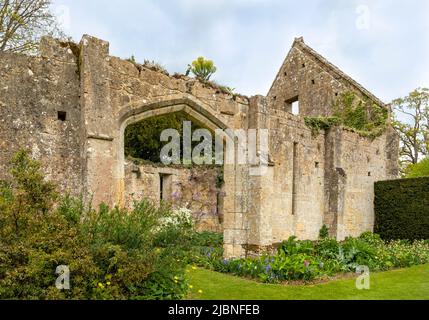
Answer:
52 0 429 101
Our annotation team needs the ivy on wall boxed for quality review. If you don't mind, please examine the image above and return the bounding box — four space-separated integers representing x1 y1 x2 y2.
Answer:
304 116 341 136
304 91 389 138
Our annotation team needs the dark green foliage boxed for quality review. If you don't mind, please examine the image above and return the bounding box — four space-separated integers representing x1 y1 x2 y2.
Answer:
375 177 429 241
319 225 330 239
278 236 314 255
124 112 214 163
189 231 223 248
0 151 192 300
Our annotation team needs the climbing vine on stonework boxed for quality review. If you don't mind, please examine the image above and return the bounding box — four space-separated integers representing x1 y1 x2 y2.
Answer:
304 116 341 136
304 91 389 138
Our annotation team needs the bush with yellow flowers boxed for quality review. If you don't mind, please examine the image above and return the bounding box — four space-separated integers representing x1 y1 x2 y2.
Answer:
0 150 191 300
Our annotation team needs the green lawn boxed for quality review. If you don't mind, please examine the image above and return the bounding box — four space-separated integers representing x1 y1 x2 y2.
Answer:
187 264 429 300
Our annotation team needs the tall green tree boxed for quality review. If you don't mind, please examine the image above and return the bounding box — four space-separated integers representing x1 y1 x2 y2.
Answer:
0 0 64 53
392 88 429 168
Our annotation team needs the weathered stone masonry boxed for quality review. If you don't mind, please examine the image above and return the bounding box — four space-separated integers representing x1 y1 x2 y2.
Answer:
0 35 399 258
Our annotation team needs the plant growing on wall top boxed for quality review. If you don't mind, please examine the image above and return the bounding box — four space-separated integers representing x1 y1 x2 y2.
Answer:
304 91 388 138
332 91 388 132
186 56 217 81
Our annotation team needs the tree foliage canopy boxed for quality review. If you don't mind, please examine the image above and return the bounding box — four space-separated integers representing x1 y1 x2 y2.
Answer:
404 158 429 178
0 0 64 53
392 88 429 167
124 112 213 164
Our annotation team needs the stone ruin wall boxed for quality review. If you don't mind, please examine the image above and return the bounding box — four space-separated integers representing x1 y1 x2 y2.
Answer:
267 37 387 117
0 35 400 258
0 38 83 195
124 161 224 232
259 36 400 244
267 108 326 243
239 103 398 252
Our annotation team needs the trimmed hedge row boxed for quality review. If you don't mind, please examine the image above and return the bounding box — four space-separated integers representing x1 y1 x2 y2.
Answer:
374 177 429 241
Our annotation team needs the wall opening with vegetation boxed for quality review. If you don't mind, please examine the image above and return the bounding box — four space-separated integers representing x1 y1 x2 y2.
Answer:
123 112 225 232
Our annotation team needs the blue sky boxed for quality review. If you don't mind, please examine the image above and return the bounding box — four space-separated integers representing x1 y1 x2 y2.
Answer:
52 0 429 103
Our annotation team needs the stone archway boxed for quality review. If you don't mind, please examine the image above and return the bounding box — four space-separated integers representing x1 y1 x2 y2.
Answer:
115 96 235 209
79 35 254 258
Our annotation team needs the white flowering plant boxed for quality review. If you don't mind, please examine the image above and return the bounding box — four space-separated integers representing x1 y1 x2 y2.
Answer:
161 207 194 230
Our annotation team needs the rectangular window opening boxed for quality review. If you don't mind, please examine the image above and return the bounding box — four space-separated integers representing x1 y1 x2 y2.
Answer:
159 173 173 203
285 96 300 115
57 111 67 121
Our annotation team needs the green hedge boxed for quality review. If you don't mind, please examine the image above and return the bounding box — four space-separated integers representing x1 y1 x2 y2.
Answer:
374 177 429 241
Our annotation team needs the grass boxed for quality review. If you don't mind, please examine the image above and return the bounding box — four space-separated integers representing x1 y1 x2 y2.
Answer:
187 264 429 300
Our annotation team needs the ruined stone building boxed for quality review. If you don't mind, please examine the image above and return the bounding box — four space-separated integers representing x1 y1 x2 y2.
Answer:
0 35 399 258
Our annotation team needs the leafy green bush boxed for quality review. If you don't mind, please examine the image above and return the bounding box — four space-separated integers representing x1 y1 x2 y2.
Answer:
404 158 429 178
278 236 314 256
319 225 330 239
189 231 223 248
0 150 191 300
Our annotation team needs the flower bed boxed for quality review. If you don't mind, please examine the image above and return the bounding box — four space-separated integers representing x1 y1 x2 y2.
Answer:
190 232 429 283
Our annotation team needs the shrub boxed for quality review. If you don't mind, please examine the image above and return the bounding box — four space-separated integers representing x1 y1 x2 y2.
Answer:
315 238 340 259
375 177 429 241
404 158 429 178
319 225 330 239
0 151 190 300
189 231 223 248
278 236 314 256
186 57 217 81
